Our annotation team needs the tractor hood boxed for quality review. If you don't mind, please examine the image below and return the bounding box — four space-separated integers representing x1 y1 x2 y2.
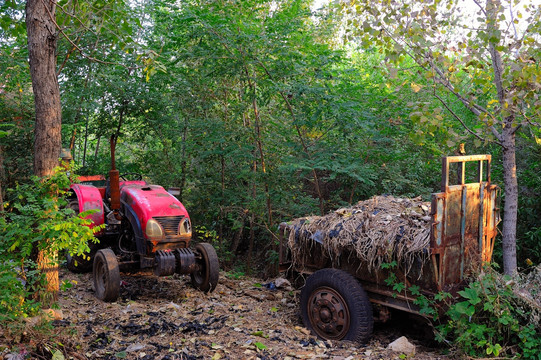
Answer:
120 183 190 232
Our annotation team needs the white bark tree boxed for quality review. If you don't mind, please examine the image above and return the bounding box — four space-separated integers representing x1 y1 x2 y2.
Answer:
341 0 541 274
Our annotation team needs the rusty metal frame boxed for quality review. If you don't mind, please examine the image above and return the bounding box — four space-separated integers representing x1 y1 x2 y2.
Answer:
279 154 500 315
430 154 500 291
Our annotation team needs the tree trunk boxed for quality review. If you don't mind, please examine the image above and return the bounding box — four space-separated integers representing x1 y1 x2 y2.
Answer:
26 0 62 305
82 118 89 167
501 124 518 275
256 59 326 215
94 135 101 160
247 213 255 276
229 211 247 256
0 144 4 212
27 0 62 178
245 69 273 227
36 248 59 305
485 0 518 275
178 113 189 202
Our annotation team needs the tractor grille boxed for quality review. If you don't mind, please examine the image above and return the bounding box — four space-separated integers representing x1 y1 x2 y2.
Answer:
153 216 184 237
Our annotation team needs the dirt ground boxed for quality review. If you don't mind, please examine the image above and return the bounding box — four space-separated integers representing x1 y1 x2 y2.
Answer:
41 268 450 359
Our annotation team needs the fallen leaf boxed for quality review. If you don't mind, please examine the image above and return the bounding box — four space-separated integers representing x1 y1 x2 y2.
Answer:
254 342 267 350
114 351 127 359
52 350 65 360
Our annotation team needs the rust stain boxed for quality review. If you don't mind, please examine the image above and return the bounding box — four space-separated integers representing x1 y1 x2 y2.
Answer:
280 154 501 316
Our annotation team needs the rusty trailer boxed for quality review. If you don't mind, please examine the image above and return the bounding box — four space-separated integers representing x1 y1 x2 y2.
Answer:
278 155 500 343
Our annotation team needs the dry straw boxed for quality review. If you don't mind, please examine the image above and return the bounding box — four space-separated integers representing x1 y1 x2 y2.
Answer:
286 195 432 274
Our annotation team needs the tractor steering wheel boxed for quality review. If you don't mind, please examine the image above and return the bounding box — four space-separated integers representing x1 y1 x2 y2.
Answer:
119 173 143 181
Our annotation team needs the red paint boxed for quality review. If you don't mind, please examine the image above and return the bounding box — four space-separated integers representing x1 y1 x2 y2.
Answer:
77 175 107 198
70 184 105 234
120 183 190 236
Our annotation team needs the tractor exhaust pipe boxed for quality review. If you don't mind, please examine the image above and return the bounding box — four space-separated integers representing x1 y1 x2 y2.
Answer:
109 135 121 218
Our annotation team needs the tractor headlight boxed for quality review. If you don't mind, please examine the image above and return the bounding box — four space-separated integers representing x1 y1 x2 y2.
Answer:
178 218 191 236
146 219 164 239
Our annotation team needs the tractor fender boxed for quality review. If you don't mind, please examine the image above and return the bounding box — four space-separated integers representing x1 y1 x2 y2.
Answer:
121 200 146 255
70 184 105 235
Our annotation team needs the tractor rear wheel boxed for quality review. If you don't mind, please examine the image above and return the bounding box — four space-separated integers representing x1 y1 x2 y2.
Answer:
93 249 120 302
66 198 95 273
191 243 219 293
300 268 373 344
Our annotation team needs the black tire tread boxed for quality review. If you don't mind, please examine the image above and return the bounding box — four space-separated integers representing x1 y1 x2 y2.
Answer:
93 248 120 302
191 243 219 293
300 268 373 344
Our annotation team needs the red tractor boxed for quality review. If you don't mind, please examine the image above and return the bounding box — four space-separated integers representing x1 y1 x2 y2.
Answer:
66 137 219 302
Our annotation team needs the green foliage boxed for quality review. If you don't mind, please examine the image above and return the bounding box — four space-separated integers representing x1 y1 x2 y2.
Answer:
437 267 541 358
515 133 541 267
0 259 41 320
0 166 101 322
382 260 541 357
225 270 245 280
4 0 540 278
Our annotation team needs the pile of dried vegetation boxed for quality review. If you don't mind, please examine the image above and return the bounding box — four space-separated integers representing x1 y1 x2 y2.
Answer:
286 195 432 273
513 264 541 326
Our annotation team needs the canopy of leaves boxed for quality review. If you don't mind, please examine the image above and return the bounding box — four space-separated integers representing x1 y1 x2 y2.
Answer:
1 0 540 272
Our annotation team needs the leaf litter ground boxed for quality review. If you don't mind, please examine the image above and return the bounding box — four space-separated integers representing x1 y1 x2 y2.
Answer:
48 268 450 360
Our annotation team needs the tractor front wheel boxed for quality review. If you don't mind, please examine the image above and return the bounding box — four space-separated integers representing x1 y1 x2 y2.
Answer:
191 243 219 293
93 249 120 302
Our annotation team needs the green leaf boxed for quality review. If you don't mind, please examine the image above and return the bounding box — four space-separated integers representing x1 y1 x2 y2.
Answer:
458 287 481 305
454 301 475 317
409 285 421 295
52 350 65 360
115 351 127 359
254 342 267 350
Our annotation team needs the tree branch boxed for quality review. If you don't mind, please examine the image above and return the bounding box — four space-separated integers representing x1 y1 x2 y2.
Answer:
40 0 138 69
377 19 504 143
433 89 503 146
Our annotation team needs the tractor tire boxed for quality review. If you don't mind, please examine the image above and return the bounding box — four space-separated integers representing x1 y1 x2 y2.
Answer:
191 243 219 293
300 268 373 344
66 198 94 273
93 249 120 302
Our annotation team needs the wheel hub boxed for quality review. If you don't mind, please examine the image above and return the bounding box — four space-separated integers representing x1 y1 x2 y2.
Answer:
308 287 350 340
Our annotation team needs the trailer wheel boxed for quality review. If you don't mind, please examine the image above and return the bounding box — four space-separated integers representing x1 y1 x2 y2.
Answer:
300 268 373 344
93 249 120 302
66 198 94 273
191 243 219 293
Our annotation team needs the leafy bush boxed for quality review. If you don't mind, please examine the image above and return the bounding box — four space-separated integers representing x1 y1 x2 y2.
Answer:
0 166 100 323
437 265 541 358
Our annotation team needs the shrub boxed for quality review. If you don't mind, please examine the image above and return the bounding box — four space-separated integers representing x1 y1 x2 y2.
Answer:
0 166 100 323
437 265 541 358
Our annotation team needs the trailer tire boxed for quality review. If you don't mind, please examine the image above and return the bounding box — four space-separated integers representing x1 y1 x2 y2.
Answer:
93 249 120 302
66 198 95 273
300 268 373 344
191 243 219 293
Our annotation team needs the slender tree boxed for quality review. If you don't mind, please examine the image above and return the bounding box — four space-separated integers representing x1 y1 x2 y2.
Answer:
341 0 541 274
26 0 62 304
